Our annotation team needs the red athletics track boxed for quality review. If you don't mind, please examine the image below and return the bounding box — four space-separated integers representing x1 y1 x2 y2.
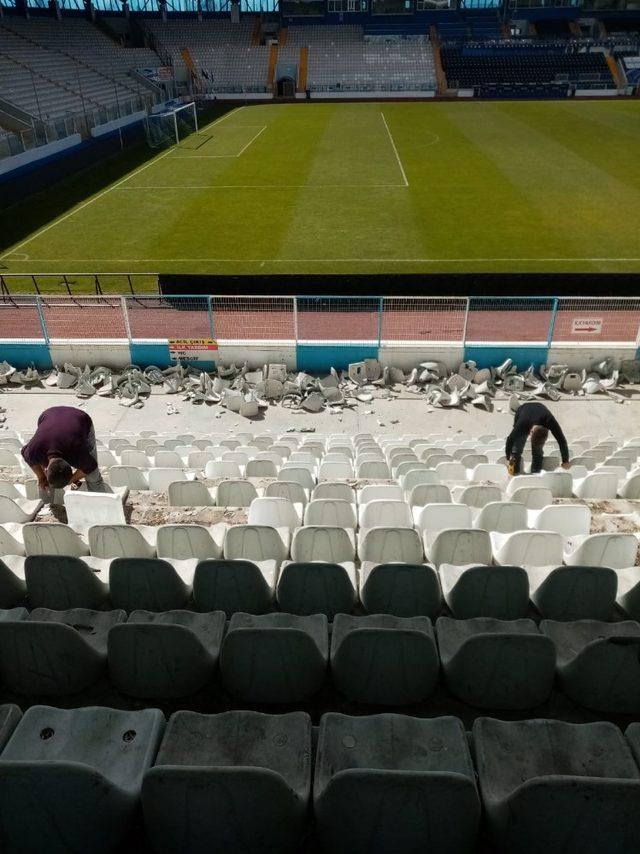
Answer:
0 301 639 344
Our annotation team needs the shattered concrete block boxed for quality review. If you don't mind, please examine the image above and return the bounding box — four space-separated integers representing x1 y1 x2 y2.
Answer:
322 387 344 403
244 370 263 385
267 364 288 383
474 368 492 385
620 359 640 383
388 366 405 384
364 358 382 381
348 362 367 385
457 361 477 382
240 398 259 419
591 358 615 377
447 374 470 392
562 371 583 392
503 375 525 392
301 392 325 413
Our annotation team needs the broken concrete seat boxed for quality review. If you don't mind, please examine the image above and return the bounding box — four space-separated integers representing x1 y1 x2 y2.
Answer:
529 504 591 537
475 502 528 534
109 557 193 612
23 522 89 557
439 564 530 620
469 464 509 487
88 524 157 559
401 468 441 495
108 465 150 490
359 499 414 531
416 503 473 544
278 466 316 492
357 527 424 564
277 561 357 617
155 524 225 574
314 713 480 854
492 530 563 568
311 482 356 505
573 472 618 499
527 565 617 621
0 607 126 695
564 533 638 568
541 619 640 714
167 480 215 507
0 493 42 524
408 483 452 510
303 499 357 529
359 562 441 618
474 716 640 854
290 526 356 564
331 614 439 705
452 484 502 510
25 555 110 610
619 473 640 499
220 612 328 703
265 480 309 506
142 709 311 854
247 497 303 533
427 529 492 569
0 704 164 854
357 484 404 505
356 461 391 479
437 617 555 709
204 460 243 480
63 491 126 533
108 610 225 698
193 559 276 616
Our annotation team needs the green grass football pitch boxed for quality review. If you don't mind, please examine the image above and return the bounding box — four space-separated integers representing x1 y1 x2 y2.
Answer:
2 99 640 292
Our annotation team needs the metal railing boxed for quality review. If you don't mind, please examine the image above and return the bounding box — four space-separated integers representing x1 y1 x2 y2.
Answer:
1 288 639 348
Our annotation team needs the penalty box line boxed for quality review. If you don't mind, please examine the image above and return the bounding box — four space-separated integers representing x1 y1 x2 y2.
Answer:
169 125 268 159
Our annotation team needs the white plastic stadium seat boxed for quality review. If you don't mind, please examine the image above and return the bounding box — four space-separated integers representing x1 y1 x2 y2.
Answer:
564 534 638 569
492 530 563 568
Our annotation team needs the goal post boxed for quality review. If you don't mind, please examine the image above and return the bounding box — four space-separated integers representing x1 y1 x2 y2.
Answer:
144 102 198 149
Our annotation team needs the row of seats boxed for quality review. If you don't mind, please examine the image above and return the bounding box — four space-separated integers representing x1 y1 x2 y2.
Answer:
6 552 640 623
1 706 639 854
2 606 640 711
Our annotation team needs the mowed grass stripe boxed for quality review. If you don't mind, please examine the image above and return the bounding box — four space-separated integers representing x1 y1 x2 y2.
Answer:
2 100 640 280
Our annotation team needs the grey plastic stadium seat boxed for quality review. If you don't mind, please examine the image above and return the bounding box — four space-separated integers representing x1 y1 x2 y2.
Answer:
108 610 225 698
220 612 328 703
89 524 157 559
0 704 21 750
311 482 355 503
541 619 640 713
156 524 224 563
290 525 355 563
167 480 214 507
359 562 441 618
439 564 529 620
452 484 501 509
314 713 480 854
358 527 423 564
0 607 125 695
23 522 89 557
331 614 438 705
437 617 555 709
0 705 164 854
110 557 192 612
527 565 617 620
265 480 309 505
25 555 110 610
142 710 311 854
0 557 27 608
277 561 357 617
474 716 640 854
428 528 492 569
564 533 637 569
216 479 259 507
193 558 275 616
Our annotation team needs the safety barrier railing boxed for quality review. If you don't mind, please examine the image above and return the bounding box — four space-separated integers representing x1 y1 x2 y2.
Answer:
0 292 639 349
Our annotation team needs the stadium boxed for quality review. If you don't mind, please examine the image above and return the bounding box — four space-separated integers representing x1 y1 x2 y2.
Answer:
1 1 640 853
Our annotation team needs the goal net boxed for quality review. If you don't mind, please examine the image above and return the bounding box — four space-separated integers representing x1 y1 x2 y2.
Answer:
144 102 198 149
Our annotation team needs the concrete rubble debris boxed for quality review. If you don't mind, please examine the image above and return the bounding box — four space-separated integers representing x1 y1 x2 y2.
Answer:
0 355 634 417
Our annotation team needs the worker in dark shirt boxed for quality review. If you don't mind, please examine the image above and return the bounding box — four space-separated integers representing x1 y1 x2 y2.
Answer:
505 401 571 475
21 406 106 501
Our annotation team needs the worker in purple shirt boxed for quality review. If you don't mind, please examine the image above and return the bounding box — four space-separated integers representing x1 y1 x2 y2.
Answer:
21 406 106 501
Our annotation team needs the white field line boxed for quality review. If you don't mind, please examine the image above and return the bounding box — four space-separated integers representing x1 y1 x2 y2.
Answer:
380 112 409 188
10 257 640 264
114 183 407 190
234 125 267 157
0 107 245 260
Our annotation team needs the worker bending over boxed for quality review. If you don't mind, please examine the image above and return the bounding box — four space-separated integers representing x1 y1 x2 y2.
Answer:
21 406 106 501
506 401 571 475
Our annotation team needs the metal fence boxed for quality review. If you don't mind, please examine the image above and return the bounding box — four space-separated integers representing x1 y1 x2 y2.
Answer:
1 293 640 347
